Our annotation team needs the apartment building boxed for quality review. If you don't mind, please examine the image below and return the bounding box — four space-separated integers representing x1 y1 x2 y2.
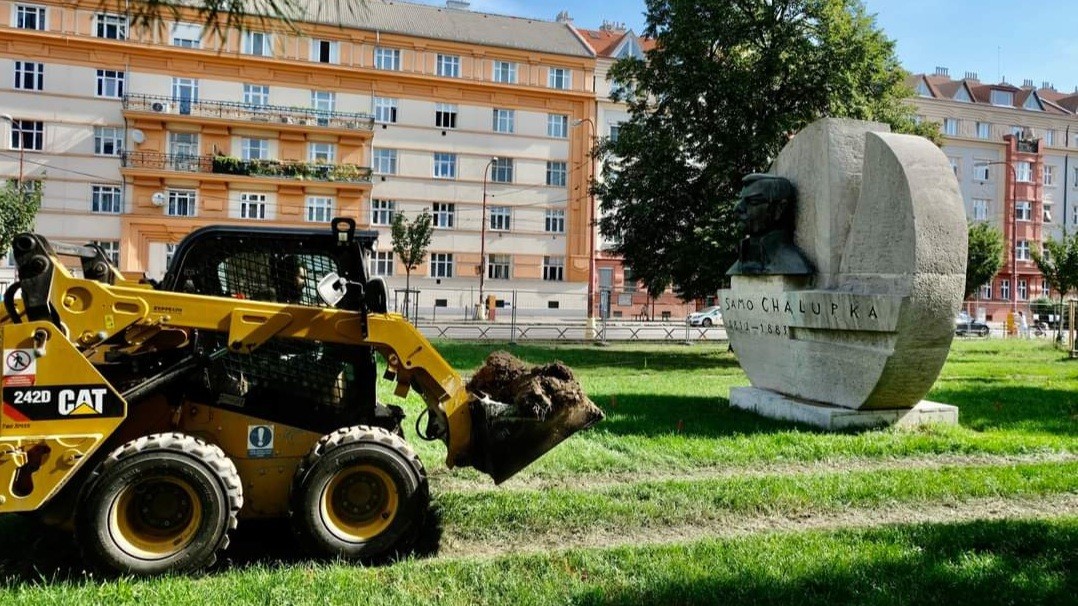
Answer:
0 0 597 314
910 68 1078 320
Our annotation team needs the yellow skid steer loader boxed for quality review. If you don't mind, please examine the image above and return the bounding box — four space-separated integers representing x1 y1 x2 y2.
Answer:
0 219 600 575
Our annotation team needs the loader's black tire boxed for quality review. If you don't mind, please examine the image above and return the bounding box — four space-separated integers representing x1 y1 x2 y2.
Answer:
75 433 243 576
290 426 428 560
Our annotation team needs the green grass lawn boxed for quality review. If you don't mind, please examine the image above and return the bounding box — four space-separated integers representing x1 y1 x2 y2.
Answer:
0 339 1074 604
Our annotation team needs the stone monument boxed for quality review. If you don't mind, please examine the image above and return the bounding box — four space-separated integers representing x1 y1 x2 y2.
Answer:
720 118 966 429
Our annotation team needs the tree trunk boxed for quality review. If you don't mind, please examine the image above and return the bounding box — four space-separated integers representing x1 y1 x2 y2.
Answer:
404 269 412 321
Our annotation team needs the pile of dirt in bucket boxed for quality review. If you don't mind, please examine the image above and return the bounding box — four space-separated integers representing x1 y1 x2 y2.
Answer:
466 351 604 483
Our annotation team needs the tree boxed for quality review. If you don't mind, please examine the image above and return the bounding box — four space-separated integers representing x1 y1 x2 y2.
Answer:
965 222 1005 301
0 179 43 260
390 210 433 320
593 0 940 300
1032 231 1078 340
124 0 357 39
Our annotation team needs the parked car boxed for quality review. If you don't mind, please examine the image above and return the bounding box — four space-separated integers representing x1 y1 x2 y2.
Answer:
688 306 723 327
955 312 990 337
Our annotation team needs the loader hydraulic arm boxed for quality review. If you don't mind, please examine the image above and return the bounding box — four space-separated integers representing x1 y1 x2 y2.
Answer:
8 233 476 469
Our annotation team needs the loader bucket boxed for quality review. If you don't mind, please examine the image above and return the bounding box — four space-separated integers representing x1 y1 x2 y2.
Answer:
464 352 604 484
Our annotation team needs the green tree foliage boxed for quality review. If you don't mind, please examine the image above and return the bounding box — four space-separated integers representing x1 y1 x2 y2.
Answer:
965 222 1005 300
1032 231 1078 337
390 210 433 318
594 0 939 299
0 179 43 260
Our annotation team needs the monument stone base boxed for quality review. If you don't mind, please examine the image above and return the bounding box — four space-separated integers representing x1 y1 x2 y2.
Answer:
729 387 958 430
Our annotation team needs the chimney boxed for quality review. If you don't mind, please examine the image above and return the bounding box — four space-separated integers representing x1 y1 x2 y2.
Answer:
555 10 572 24
446 0 470 10
963 71 978 82
1022 78 1035 88
934 66 949 77
1041 81 1054 91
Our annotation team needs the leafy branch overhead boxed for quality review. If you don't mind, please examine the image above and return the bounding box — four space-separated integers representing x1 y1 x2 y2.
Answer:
0 179 43 259
593 0 939 300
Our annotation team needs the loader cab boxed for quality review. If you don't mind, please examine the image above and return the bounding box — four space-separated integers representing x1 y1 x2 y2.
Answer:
154 222 399 435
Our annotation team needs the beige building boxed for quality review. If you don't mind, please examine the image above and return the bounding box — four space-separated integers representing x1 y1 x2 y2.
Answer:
910 68 1078 320
0 0 600 316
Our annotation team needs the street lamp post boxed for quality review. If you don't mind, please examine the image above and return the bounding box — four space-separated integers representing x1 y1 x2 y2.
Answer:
572 117 597 322
975 160 1019 317
1 114 25 204
478 156 498 320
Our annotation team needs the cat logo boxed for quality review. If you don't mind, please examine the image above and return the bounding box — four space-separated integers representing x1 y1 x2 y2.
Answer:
58 388 109 416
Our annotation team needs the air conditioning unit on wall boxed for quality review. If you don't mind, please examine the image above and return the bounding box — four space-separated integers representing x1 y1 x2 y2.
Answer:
151 101 171 113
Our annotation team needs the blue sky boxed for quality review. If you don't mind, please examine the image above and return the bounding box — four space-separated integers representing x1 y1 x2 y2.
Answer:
406 0 1078 91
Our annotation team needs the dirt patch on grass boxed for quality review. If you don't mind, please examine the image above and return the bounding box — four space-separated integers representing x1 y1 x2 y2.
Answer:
441 493 1078 559
431 452 1078 493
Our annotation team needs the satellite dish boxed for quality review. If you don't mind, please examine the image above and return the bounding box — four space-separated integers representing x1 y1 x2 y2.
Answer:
151 192 166 207
131 129 146 144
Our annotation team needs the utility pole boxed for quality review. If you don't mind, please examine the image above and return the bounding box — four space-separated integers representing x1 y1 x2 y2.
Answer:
478 156 498 320
1 114 25 205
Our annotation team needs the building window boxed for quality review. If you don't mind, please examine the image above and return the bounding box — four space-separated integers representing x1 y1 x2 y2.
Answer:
374 47 401 71
167 190 197 217
948 157 959 177
1016 162 1032 183
1016 240 1031 261
91 185 122 214
488 254 511 280
1000 279 1010 300
308 142 335 163
1045 129 1056 146
491 157 513 183
171 77 199 109
489 206 510 231
548 67 571 90
239 193 267 220
14 4 46 30
435 103 458 129
168 131 198 162
92 240 120 265
990 89 1014 106
545 209 565 233
973 161 991 182
432 202 455 228
94 126 123 156
311 90 336 113
242 31 272 56
1010 125 1025 138
548 114 569 138
305 196 334 222
943 118 958 136
972 198 989 221
433 152 457 179
372 149 398 175
609 123 621 142
95 13 127 39
96 69 125 98
241 138 269 161
171 22 202 48
429 253 453 278
1016 200 1031 221
1042 279 1050 298
370 251 394 276
1044 203 1053 223
976 122 990 139
13 61 43 91
980 283 992 299
371 199 395 225
9 119 43 151
546 161 567 186
1017 278 1028 300
492 60 517 84
243 84 269 107
492 109 515 133
543 256 564 281
1044 165 1055 186
1072 204 1078 225
436 54 460 78
311 39 339 64
374 97 398 124
165 244 177 270
623 268 637 292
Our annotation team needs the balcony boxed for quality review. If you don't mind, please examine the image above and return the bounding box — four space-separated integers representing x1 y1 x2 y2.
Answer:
122 151 373 184
122 94 375 131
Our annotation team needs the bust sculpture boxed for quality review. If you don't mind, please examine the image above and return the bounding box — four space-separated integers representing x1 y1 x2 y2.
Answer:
726 173 813 276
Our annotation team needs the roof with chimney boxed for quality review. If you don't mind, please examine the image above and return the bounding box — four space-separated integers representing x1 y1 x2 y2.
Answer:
278 0 594 58
908 68 1072 115
574 22 655 58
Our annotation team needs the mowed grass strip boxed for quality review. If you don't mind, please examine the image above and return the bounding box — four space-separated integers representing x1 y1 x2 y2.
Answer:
435 462 1078 543
3 518 1074 605
392 339 1077 481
